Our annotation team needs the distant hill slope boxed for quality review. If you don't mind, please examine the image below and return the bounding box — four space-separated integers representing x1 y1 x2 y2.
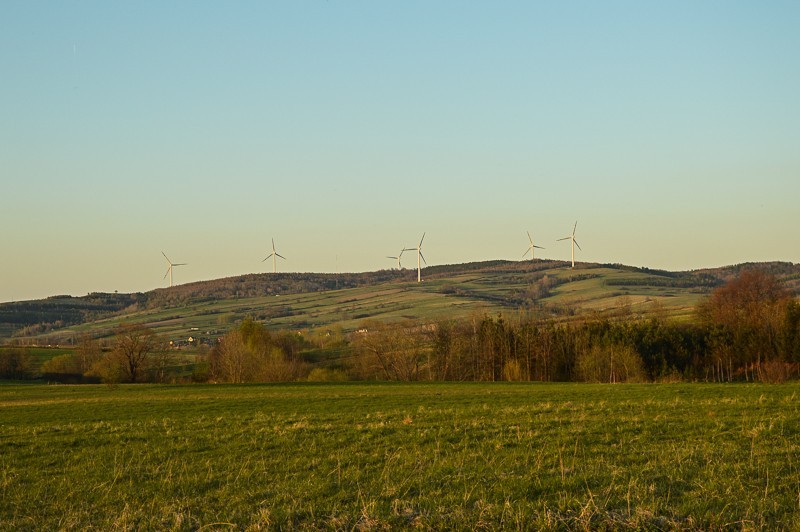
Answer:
2 260 798 344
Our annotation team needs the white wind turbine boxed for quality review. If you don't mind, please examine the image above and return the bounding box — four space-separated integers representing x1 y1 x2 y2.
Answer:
557 221 581 269
403 233 427 282
261 238 286 273
387 248 405 270
522 231 545 261
161 251 186 288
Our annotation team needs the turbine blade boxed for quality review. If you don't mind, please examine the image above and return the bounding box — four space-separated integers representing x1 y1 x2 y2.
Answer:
419 232 425 247
574 240 582 251
522 249 531 259
272 238 276 252
573 221 577 236
173 263 187 266
387 256 398 260
420 251 427 265
161 251 171 263
163 268 170 279
276 253 286 260
557 237 570 241
527 231 533 244
534 245 545 249
262 253 274 262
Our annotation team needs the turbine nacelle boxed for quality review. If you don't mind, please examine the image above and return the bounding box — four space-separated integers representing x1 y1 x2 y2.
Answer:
523 231 545 260
387 248 405 270
262 238 286 273
557 221 581 268
161 251 186 287
403 232 427 282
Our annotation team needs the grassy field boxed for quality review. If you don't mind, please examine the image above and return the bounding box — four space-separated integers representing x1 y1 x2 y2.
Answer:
2 383 799 529
43 277 513 343
29 264 706 345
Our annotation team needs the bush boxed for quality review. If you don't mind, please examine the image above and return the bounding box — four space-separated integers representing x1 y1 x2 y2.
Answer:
575 344 647 383
41 354 81 375
86 354 127 384
503 359 524 381
0 348 33 379
192 360 211 383
307 368 349 382
758 360 800 383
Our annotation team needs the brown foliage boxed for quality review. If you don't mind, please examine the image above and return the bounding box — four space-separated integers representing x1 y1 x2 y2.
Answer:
352 320 430 381
700 269 790 331
210 318 306 382
699 269 793 380
109 323 165 383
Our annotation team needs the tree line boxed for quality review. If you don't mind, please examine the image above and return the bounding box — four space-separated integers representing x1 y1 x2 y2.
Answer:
202 268 800 383
3 268 798 384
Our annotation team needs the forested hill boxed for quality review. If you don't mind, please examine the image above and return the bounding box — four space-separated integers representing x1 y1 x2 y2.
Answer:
1 260 799 342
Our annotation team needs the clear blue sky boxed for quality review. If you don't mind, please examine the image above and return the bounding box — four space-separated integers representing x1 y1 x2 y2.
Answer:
2 1 799 302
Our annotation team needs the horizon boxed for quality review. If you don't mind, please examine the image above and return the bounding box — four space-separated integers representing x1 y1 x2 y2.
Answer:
2 2 799 303
3 256 796 304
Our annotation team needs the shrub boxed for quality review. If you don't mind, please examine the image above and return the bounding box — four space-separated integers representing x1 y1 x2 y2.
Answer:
307 368 349 382
575 344 647 383
0 348 33 379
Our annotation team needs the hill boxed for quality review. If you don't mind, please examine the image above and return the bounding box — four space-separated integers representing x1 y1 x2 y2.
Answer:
2 260 798 345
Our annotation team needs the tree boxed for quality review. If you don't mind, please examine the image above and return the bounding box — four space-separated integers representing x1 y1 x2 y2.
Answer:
41 354 81 375
352 320 429 381
575 343 647 383
0 348 32 379
212 329 251 383
109 324 165 383
210 318 304 382
149 347 177 383
699 269 792 380
43 334 106 382
75 334 103 374
783 301 800 363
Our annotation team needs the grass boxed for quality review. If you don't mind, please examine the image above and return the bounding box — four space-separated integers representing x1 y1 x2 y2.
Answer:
0 346 76 374
15 263 710 345
2 382 799 529
77 280 504 336
543 268 702 319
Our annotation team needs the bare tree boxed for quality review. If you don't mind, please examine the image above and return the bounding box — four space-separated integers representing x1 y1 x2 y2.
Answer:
353 320 429 381
210 318 304 382
699 269 792 380
75 334 103 374
112 324 164 383
212 330 250 383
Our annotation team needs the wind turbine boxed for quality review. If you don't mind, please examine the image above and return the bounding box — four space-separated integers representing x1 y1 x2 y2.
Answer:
161 251 186 288
403 233 427 282
387 248 405 270
261 238 286 273
557 221 581 269
522 231 545 261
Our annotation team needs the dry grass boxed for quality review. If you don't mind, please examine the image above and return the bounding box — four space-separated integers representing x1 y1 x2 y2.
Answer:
1 382 799 529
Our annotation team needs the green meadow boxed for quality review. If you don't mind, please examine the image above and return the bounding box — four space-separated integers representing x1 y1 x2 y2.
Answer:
37 264 705 345
2 383 799 529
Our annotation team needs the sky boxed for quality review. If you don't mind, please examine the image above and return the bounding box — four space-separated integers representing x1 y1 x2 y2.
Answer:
1 1 799 302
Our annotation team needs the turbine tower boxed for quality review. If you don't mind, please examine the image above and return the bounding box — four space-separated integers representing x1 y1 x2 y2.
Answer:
161 251 186 288
404 233 427 282
557 221 581 269
261 238 286 273
387 248 405 270
522 231 545 261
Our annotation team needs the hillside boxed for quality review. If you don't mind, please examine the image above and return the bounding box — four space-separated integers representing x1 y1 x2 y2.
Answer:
2 260 799 345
